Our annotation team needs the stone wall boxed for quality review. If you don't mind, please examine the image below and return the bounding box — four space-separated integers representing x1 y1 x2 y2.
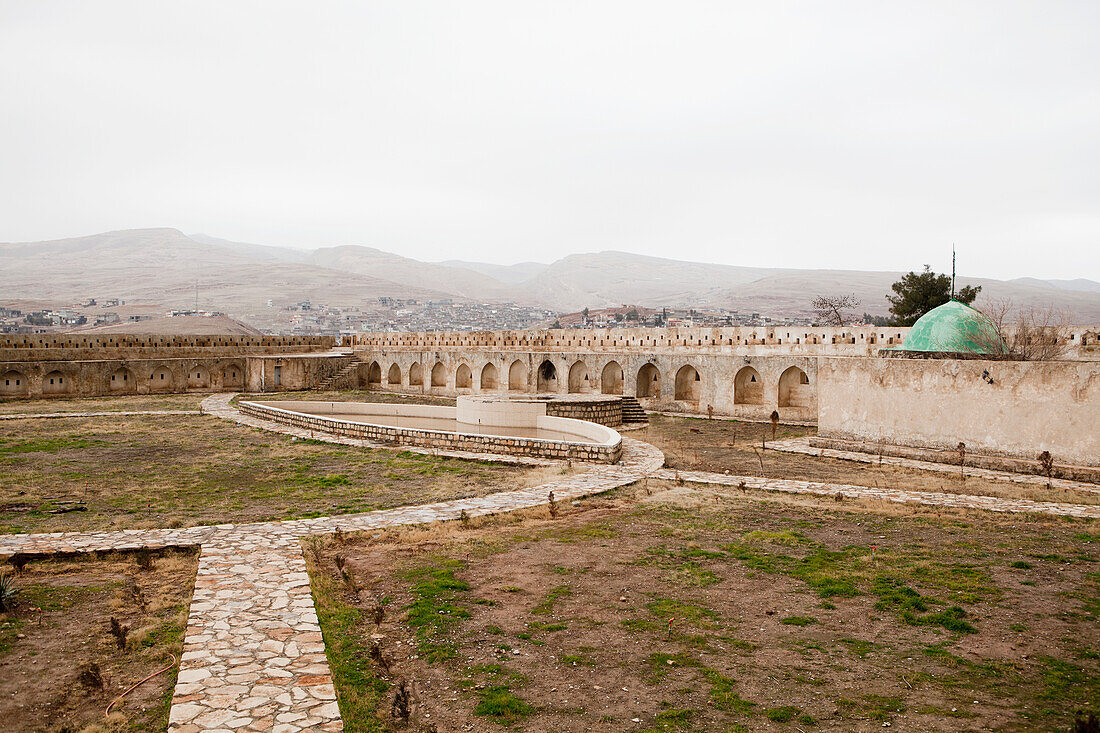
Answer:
545 399 623 427
353 349 819 421
816 357 1100 467
0 353 354 400
0 334 335 362
351 326 910 354
238 401 622 463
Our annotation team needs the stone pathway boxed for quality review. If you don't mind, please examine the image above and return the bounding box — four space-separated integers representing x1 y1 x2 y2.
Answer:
653 468 1100 519
4 395 1097 731
169 535 340 732
0 409 202 420
767 436 1100 495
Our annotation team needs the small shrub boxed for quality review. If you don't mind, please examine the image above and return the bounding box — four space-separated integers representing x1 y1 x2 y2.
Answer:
0 572 17 611
78 662 105 690
1011 560 1032 569
109 617 129 651
133 547 155 571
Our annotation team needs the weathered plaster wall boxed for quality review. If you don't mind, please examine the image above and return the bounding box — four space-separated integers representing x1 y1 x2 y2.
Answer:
817 357 1100 466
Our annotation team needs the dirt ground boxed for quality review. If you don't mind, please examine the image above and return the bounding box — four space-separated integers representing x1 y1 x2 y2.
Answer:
641 414 1100 507
0 411 561 535
306 482 1100 732
0 548 198 732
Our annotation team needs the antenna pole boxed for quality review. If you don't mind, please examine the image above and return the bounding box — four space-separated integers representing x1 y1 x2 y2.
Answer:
951 245 956 299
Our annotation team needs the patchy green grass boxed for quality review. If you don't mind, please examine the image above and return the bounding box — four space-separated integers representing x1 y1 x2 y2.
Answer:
474 685 533 724
403 559 471 663
531 585 571 615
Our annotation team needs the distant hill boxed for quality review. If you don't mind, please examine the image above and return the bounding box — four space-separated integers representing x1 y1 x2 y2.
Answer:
1009 277 1100 294
307 246 515 301
2 228 1098 325
438 260 550 285
83 314 263 335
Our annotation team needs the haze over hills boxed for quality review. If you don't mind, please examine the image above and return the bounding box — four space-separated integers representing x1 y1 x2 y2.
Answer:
1 228 1098 326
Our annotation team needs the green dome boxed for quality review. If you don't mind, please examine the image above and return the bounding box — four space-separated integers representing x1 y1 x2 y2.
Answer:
894 300 1009 356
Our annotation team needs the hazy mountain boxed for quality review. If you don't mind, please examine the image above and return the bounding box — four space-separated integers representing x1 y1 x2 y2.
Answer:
513 251 786 311
188 233 311 264
307 246 515 301
1009 277 1100 294
438 260 550 285
0 229 453 324
2 228 1097 325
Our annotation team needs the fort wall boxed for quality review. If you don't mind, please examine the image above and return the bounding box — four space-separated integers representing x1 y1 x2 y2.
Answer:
817 357 1100 467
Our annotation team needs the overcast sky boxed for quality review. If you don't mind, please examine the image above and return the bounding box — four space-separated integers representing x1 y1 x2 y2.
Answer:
1 1 1097 280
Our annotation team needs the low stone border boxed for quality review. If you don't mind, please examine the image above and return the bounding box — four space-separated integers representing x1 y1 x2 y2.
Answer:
237 399 623 464
202 393 558 467
767 437 1100 496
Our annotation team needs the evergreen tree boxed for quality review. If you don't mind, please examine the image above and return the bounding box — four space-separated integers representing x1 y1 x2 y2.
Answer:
887 265 980 326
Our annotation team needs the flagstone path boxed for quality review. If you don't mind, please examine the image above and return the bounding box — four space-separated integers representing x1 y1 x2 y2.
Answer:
2 396 1096 731
767 436 1100 495
654 467 1100 519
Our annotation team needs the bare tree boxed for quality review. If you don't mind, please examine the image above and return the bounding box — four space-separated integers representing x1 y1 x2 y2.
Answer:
811 294 861 326
980 297 1071 360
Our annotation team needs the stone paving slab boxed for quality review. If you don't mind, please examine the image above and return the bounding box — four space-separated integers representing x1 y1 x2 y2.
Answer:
0 409 202 420
654 468 1100 519
767 437 1100 495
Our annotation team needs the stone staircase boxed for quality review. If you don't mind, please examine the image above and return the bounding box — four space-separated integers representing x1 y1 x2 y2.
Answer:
314 359 359 391
619 395 649 426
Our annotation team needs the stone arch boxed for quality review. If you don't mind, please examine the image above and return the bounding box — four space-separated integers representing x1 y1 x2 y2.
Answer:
188 366 211 389
222 362 244 388
43 369 71 395
567 360 590 393
537 360 558 392
778 366 811 408
508 360 526 391
636 363 661 398
387 363 402 386
455 363 473 389
674 364 701 402
367 361 382 386
148 365 175 392
109 366 135 393
480 363 499 390
734 366 763 405
1 370 29 397
409 362 423 386
601 361 624 395
431 362 447 387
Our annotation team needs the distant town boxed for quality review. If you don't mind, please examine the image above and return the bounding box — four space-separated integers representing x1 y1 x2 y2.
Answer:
0 295 891 336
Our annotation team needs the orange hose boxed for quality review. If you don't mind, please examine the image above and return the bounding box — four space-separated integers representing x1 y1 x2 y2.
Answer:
105 653 178 718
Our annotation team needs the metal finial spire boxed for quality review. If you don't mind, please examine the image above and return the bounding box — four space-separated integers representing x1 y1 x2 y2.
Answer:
951 244 956 299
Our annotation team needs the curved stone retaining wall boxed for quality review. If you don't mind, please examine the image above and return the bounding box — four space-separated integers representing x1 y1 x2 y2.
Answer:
238 400 623 463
